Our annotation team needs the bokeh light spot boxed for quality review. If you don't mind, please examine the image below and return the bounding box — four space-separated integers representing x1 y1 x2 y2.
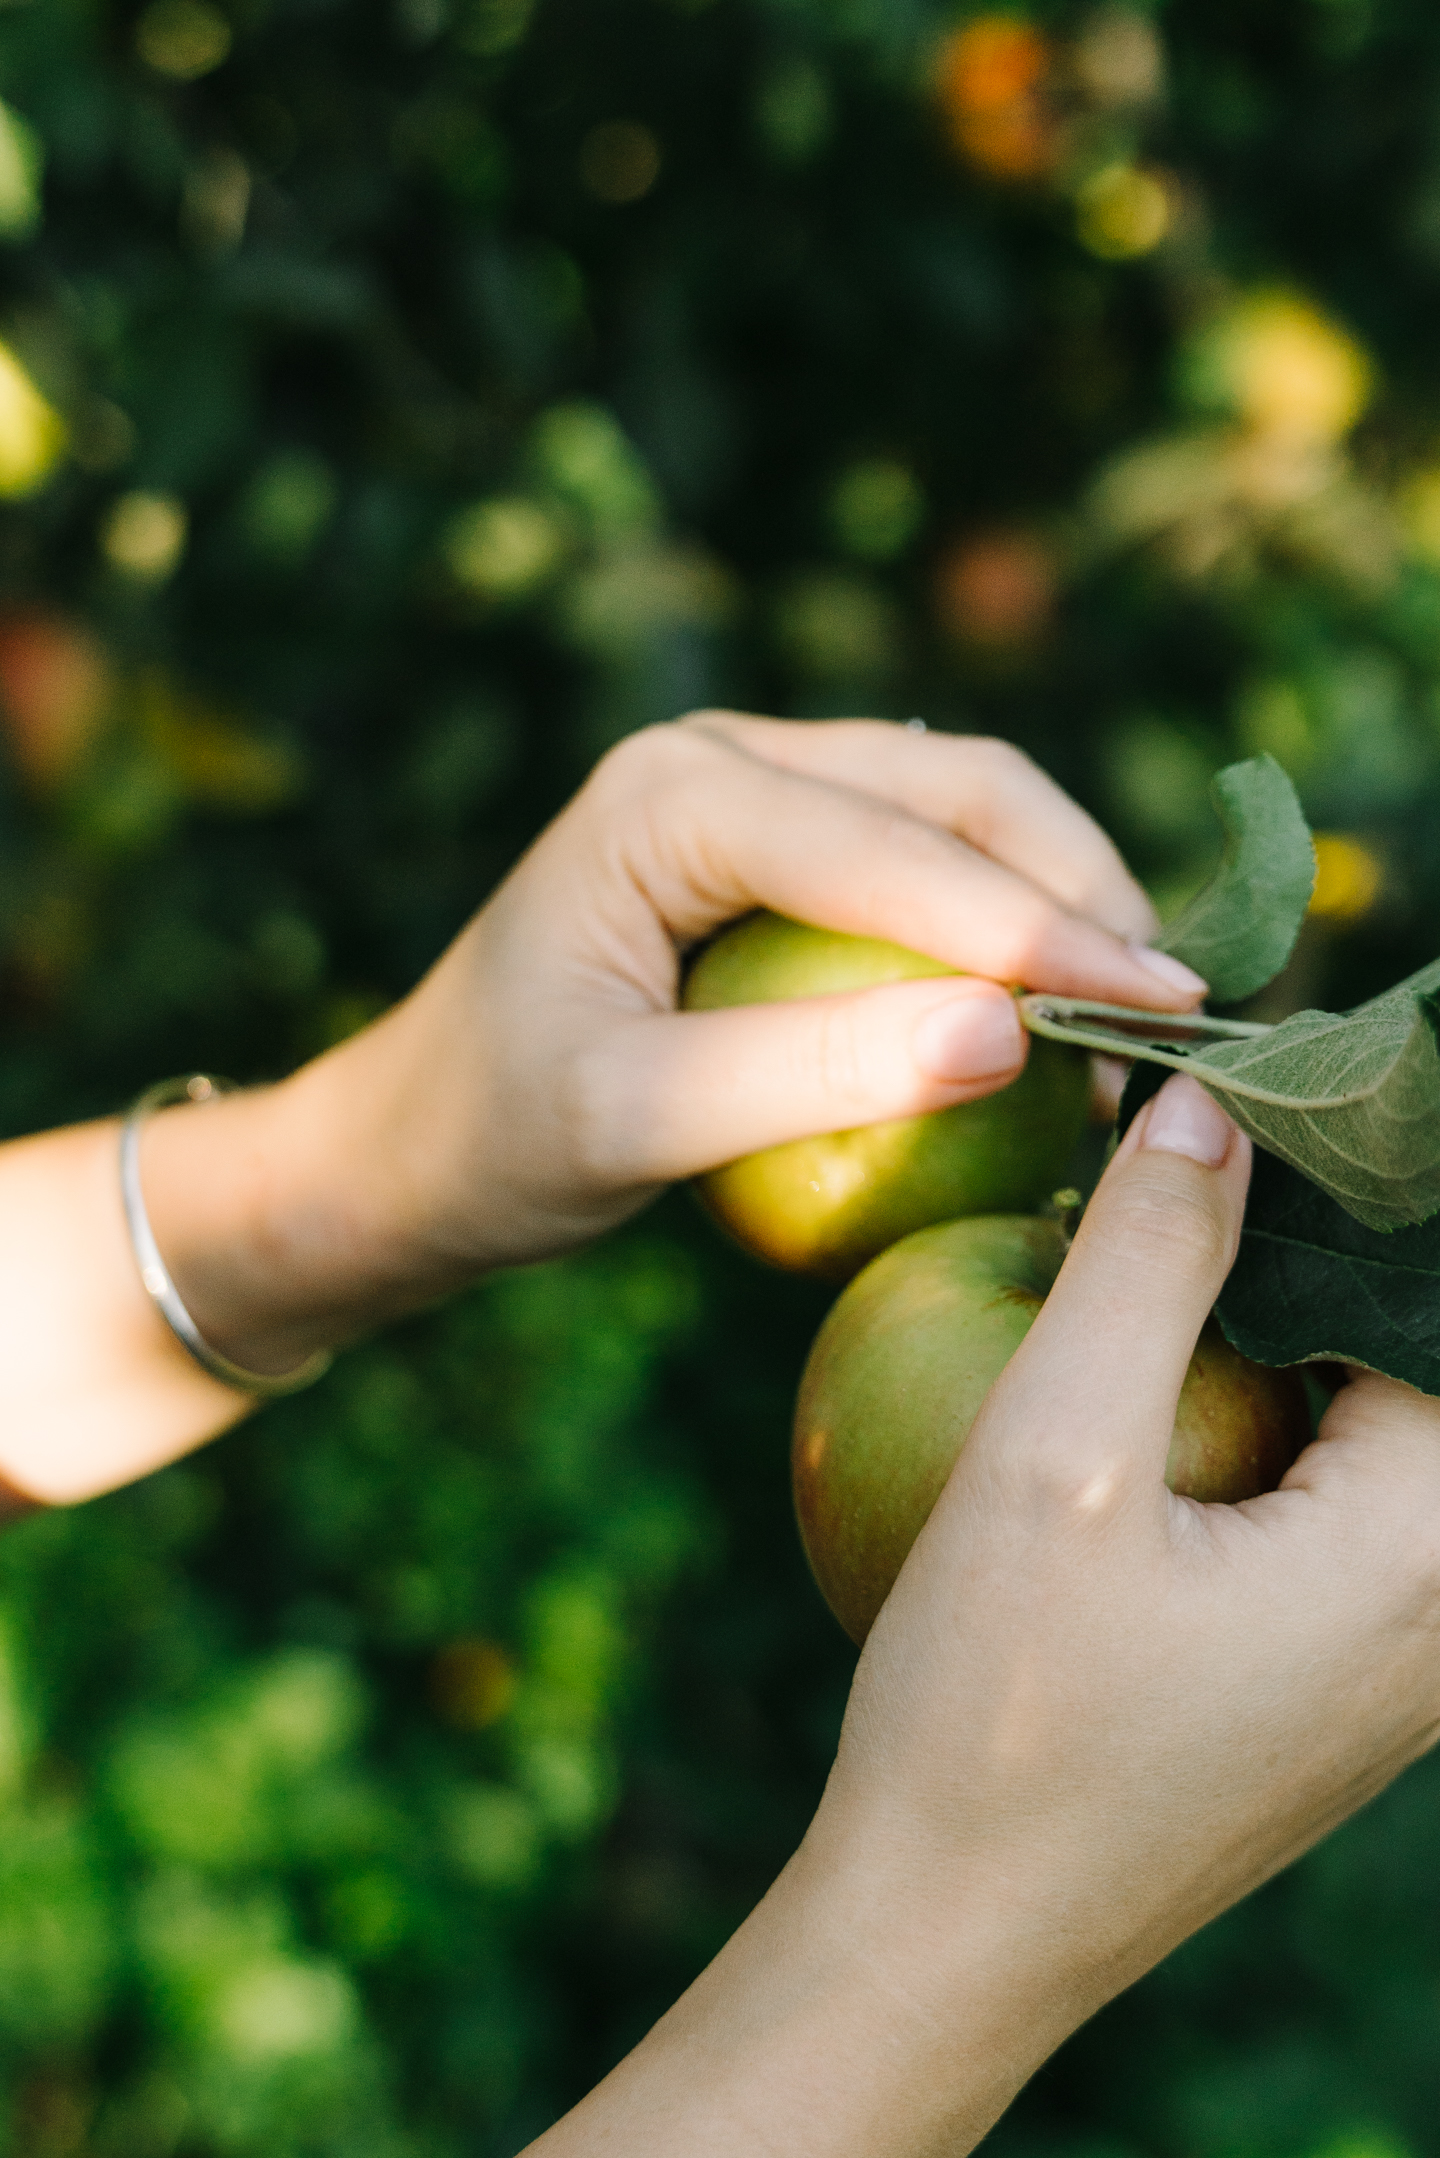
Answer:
935 18 1057 178
182 146 251 255
531 401 658 536
936 530 1056 646
445 496 568 600
431 1639 518 1730
1077 164 1171 259
100 493 187 582
0 613 112 788
579 121 662 205
446 1783 543 1890
1186 291 1372 445
756 58 832 163
829 459 924 562
0 102 42 239
214 1960 356 2064
241 450 336 568
940 16 1046 110
1398 467 1440 564
775 571 899 682
1309 832 1383 922
1073 8 1166 107
0 342 65 497
135 0 233 81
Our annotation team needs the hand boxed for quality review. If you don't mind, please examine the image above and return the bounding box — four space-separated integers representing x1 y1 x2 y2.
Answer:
6 712 1195 1507
529 1075 1440 2155
142 714 1202 1370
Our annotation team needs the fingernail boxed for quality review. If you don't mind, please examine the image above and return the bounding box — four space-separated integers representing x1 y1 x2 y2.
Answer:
914 993 1024 1084
1129 944 1209 1000
1141 1074 1235 1168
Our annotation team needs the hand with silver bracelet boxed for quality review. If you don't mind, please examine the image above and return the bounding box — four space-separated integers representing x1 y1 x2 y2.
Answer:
2 712 1193 1504
119 714 1192 1400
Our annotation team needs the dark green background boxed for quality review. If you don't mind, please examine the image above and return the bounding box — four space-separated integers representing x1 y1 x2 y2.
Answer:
0 1 1436 2151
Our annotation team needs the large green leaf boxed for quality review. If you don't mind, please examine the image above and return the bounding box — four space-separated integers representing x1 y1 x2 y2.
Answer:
1117 1059 1440 1394
1025 956 1440 1231
1155 754 1316 1004
1217 1146 1440 1394
1176 982 1440 1232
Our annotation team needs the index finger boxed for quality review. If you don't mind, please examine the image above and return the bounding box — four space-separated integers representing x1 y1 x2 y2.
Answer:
684 713 1158 943
586 724 1204 1010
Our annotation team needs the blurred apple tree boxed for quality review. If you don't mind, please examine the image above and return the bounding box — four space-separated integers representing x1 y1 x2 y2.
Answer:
0 1 1439 2152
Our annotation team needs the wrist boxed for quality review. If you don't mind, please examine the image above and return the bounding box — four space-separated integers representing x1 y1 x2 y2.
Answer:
537 1799 1081 2158
777 1798 1088 2148
137 1040 463 1375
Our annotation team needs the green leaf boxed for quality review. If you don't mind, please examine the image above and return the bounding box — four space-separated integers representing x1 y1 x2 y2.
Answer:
1218 1146 1440 1395
1026 960 1440 1231
1155 754 1316 1004
1181 987 1440 1232
1117 1061 1440 1394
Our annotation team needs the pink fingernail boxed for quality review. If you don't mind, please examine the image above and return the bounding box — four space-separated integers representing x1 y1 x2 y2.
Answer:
1141 1074 1235 1167
914 994 1023 1083
1130 945 1208 999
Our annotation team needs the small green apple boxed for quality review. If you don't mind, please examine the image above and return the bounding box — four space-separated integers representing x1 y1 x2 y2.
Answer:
683 910 1089 1280
793 1213 1310 1644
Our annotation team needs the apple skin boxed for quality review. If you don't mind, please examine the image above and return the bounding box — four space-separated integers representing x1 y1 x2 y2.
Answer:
683 911 1090 1281
793 1214 1311 1645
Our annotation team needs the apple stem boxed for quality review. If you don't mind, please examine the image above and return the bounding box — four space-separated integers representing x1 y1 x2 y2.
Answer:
1045 1186 1084 1248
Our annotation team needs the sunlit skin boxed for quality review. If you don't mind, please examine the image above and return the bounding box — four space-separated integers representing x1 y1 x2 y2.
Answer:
527 1077 1440 2158
793 1213 1310 1644
1 718 1439 2158
684 912 1091 1280
0 718 1195 1502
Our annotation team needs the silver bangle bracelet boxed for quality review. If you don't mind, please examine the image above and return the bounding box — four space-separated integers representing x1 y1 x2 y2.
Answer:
120 1074 333 1399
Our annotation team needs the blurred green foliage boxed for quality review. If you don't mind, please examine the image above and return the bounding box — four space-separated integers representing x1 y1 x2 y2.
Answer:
0 0 1438 2151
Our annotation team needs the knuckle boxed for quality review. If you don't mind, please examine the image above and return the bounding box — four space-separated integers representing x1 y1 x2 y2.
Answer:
551 1040 631 1188
1091 1168 1233 1282
1000 1418 1142 1541
981 892 1061 980
804 1000 879 1118
589 720 714 803
673 706 746 738
1026 1435 1125 1519
965 733 1036 780
960 735 1041 812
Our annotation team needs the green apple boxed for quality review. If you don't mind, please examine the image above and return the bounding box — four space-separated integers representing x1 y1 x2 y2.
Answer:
682 910 1090 1281
793 1213 1310 1645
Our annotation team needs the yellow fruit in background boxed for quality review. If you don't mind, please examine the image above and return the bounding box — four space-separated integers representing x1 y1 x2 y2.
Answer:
681 911 1089 1281
0 340 64 498
1188 290 1371 446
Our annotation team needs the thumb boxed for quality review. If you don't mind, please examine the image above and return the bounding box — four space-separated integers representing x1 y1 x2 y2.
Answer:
589 977 1028 1182
972 1073 1252 1496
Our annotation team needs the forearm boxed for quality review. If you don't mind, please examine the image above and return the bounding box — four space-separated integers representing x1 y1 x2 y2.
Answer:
0 1030 447 1505
525 1813 1082 2158
0 1118 250 1505
0 963 519 1508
